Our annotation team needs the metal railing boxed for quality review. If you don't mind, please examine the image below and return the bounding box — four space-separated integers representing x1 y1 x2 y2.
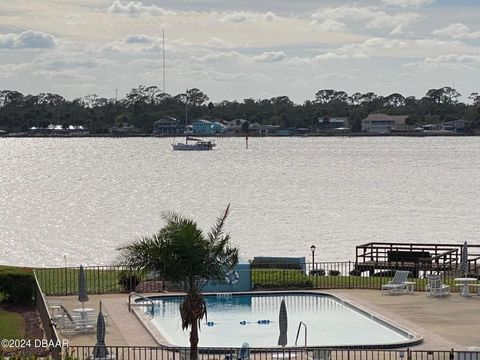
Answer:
35 265 167 296
34 261 479 296
33 270 62 360
295 321 307 346
64 346 465 360
128 291 155 319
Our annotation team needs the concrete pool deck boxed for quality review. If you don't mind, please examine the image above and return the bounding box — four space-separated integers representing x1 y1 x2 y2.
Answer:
48 289 480 350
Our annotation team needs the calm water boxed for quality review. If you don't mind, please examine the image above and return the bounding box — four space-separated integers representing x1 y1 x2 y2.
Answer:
1 137 479 267
148 294 410 347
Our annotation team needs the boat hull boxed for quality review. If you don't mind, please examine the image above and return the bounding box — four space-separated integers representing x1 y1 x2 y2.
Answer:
172 142 215 151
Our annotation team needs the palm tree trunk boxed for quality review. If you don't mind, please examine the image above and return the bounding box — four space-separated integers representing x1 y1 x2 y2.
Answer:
189 317 199 360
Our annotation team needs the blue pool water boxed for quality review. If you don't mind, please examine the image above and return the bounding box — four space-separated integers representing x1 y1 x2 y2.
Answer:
144 293 419 348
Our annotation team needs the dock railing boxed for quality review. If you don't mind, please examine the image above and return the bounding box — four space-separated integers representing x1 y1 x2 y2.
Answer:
356 242 480 274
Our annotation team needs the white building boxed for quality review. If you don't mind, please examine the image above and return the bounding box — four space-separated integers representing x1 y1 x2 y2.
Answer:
362 114 409 133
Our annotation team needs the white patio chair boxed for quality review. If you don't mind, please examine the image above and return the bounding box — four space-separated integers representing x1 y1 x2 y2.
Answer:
55 305 97 334
426 275 450 297
381 270 410 295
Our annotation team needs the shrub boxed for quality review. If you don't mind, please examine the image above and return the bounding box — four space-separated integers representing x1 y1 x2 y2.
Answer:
117 270 140 291
328 270 341 276
371 270 397 278
0 267 34 306
253 281 312 290
309 269 325 276
349 269 362 276
250 257 304 270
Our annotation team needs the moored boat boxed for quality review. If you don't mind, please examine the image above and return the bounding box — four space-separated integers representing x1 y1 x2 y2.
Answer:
172 136 216 151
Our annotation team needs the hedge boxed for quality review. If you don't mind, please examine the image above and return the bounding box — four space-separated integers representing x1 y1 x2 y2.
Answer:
0 266 35 306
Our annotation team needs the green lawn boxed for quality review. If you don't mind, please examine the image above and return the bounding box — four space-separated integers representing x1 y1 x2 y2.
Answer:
0 307 24 340
33 266 461 295
251 268 443 291
35 268 122 295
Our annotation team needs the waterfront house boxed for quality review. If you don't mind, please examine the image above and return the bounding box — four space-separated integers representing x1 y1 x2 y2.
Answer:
211 121 228 134
226 119 249 133
28 124 89 136
278 127 296 136
67 125 89 135
319 117 350 131
109 123 141 135
441 119 465 133
362 114 409 133
249 123 280 135
192 119 226 135
421 119 465 134
152 116 183 135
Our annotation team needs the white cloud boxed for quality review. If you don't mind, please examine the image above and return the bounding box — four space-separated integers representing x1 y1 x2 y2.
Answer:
194 51 241 63
208 71 259 82
311 5 421 34
127 59 163 68
0 63 29 78
313 19 347 32
204 37 236 49
125 34 154 44
107 1 172 16
221 11 277 23
403 53 480 70
252 51 286 62
0 30 56 49
314 52 349 61
424 54 480 64
32 69 97 82
103 35 164 53
32 52 113 70
314 72 356 81
433 23 480 40
381 0 434 7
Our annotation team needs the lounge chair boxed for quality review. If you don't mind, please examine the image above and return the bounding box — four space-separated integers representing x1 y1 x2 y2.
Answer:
381 270 410 295
225 343 250 360
426 275 450 297
55 305 96 334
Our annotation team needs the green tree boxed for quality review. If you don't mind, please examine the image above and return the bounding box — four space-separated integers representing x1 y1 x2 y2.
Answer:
118 205 238 360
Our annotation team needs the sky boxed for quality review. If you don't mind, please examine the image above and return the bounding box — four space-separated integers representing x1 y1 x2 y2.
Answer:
1 0 480 103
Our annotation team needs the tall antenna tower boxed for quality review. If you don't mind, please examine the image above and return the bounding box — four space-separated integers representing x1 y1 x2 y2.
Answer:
162 29 166 93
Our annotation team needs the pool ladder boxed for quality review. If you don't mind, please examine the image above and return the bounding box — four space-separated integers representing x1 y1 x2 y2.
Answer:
295 321 307 347
128 292 155 319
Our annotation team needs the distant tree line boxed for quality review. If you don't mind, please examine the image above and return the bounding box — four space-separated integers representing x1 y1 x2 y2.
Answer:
0 86 479 134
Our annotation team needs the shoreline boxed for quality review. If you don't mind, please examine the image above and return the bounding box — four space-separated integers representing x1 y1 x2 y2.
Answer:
0 132 473 138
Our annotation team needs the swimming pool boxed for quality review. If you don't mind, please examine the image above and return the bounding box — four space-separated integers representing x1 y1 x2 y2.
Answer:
142 292 421 348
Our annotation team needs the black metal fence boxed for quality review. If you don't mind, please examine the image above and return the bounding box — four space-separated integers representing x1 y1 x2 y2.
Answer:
35 261 474 296
64 346 469 360
33 270 62 360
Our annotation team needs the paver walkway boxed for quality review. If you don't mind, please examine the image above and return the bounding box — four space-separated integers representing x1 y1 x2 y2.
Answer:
102 296 157 346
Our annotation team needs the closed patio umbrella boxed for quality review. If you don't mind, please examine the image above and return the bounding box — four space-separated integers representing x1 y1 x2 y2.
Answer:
78 265 89 311
92 304 109 359
461 241 469 277
277 299 288 347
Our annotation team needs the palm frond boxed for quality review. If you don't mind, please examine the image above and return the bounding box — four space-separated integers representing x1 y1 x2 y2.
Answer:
207 204 230 244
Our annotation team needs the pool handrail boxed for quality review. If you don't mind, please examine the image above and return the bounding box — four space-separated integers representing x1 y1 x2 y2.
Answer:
295 321 307 347
128 291 155 319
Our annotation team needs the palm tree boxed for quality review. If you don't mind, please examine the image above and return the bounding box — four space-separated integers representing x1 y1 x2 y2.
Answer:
118 205 238 359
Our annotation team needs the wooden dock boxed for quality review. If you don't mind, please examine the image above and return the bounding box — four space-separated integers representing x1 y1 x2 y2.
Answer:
354 242 480 277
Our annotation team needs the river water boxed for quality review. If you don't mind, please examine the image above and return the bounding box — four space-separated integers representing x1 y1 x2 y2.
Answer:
0 137 479 267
